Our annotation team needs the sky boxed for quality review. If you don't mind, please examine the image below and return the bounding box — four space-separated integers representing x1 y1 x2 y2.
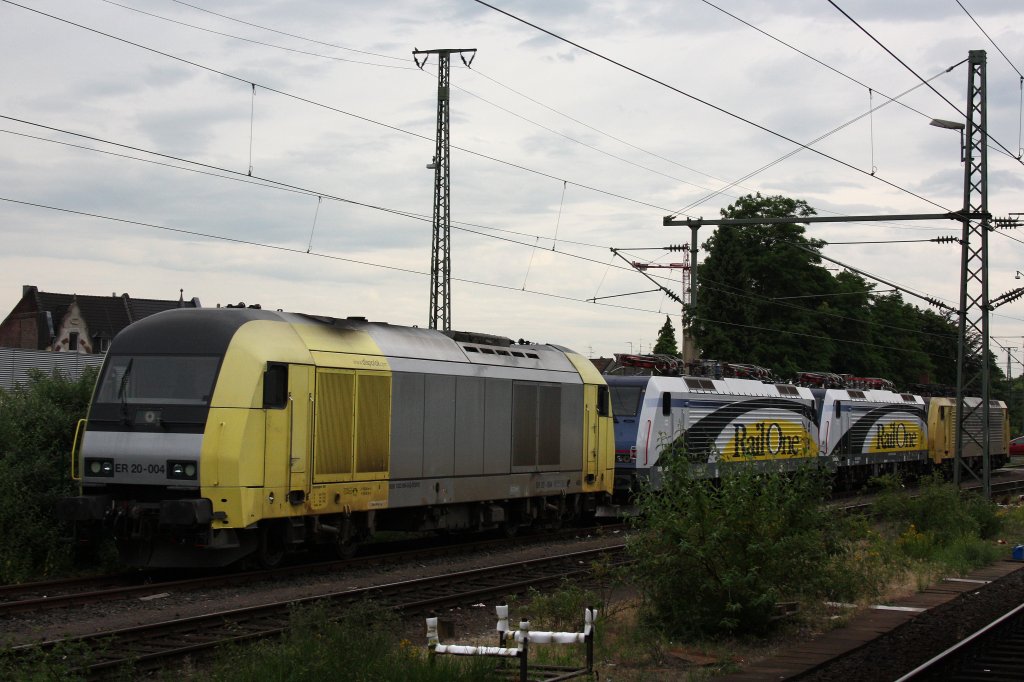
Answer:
2 0 1024 371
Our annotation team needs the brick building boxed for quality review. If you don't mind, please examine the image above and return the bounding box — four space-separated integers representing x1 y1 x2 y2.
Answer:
0 285 201 354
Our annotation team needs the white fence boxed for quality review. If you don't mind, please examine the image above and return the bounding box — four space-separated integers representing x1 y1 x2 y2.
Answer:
0 347 104 390
426 604 597 682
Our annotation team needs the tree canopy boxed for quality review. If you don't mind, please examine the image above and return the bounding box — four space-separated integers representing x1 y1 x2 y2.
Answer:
685 192 968 388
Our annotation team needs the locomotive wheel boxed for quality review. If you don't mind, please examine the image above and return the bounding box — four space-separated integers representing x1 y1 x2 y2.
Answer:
255 524 286 569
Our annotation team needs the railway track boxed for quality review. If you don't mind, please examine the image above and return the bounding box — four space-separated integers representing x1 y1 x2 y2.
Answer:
896 601 1024 681
9 545 628 678
0 524 625 618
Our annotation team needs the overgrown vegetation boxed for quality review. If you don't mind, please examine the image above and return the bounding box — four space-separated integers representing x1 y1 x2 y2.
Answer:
871 473 1005 581
0 369 99 584
629 462 841 638
200 601 496 682
0 638 98 681
628 462 1013 641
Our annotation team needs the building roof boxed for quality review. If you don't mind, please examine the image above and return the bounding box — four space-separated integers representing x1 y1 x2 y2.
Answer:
23 286 200 340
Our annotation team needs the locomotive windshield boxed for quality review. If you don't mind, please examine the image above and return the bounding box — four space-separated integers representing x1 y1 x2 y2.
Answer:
95 355 220 406
610 384 644 419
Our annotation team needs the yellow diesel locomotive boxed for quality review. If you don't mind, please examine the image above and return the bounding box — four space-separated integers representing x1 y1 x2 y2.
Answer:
59 308 615 567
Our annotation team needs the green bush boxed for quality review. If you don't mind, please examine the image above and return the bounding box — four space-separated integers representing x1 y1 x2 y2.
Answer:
872 473 1004 574
0 369 97 583
628 462 841 638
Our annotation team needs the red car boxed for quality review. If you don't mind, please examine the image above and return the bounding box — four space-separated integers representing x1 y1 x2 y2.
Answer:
1009 436 1024 457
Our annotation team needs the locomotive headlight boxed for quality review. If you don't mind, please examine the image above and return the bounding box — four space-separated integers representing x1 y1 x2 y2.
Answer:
85 458 115 477
166 460 198 480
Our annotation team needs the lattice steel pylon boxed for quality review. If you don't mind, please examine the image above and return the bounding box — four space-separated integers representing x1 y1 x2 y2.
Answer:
413 48 476 331
953 50 992 496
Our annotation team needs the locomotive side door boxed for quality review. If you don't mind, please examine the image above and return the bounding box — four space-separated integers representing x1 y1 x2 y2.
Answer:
288 365 314 501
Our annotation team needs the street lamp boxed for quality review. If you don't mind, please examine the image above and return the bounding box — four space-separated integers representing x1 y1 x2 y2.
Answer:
930 118 966 162
1015 271 1023 280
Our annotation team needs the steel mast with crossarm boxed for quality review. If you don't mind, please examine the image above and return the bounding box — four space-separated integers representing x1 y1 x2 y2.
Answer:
953 50 991 495
413 47 476 331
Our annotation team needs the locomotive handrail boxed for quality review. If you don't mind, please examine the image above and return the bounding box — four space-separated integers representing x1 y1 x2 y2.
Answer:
70 418 86 482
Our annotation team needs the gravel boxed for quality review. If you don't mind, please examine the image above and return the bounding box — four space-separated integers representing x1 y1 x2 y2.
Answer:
799 564 1024 681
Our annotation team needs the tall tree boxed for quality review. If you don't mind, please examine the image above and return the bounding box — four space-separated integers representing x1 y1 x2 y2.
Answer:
688 192 968 388
690 193 834 379
653 316 679 356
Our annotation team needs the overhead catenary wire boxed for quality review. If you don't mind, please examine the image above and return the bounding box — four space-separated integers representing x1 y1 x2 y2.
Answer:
155 0 965 230
690 314 957 361
955 0 1024 80
953 0 1024 159
698 0 935 123
673 67 952 217
101 0 740 206
0 145 973 347
8 119 966 333
90 0 967 233
0 195 672 317
0 1 678 216
4 2 1013 345
247 83 255 176
306 195 322 253
472 0 954 214
0 125 671 264
828 0 1024 166
98 0 414 69
697 276 958 341
136 0 752 197
168 0 409 63
0 120 700 291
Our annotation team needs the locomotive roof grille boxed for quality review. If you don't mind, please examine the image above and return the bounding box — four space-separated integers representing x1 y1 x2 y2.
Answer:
776 384 800 397
462 345 541 361
847 390 867 400
684 377 717 392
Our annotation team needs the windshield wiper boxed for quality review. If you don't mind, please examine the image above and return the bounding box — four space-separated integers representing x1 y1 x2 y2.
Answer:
118 359 134 425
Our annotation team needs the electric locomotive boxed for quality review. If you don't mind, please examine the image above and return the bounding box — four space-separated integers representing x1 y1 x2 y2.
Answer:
606 375 819 498
814 387 929 485
605 372 1011 499
58 308 615 568
924 396 1010 471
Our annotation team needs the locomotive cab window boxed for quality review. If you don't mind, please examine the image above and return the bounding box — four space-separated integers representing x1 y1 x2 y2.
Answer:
263 363 288 409
597 385 610 417
95 355 220 406
609 384 643 418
